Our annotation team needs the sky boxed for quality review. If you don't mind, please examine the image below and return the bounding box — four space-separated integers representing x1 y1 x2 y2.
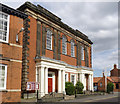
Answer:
1 0 118 77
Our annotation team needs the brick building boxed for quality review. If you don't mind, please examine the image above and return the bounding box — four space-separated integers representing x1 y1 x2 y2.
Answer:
18 2 94 98
94 64 120 92
0 3 27 102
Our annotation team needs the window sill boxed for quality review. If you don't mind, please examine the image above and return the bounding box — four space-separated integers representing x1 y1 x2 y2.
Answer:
0 89 7 92
81 59 85 61
0 41 9 45
46 48 53 51
62 54 77 59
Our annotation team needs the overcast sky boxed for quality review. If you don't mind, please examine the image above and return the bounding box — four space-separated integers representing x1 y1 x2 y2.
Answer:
1 0 118 77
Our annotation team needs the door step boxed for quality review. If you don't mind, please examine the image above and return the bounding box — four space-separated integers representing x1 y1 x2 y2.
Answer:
38 93 64 102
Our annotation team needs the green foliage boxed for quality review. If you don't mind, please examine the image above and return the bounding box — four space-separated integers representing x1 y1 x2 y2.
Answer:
107 82 114 93
75 81 84 94
65 82 75 95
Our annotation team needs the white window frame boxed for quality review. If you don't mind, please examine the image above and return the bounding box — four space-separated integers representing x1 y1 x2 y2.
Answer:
62 36 67 55
81 46 84 60
46 29 52 50
71 40 75 57
0 12 10 43
0 64 7 90
65 73 68 82
70 74 76 86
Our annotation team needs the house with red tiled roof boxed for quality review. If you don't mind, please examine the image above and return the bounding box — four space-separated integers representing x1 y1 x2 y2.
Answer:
94 64 120 92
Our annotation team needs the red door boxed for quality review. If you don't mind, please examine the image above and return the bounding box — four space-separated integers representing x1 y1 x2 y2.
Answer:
48 78 52 93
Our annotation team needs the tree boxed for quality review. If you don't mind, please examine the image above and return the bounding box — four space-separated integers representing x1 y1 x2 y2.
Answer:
107 82 114 93
65 82 75 95
75 81 84 94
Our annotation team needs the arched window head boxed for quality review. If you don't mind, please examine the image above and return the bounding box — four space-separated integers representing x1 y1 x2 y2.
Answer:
81 46 84 60
62 35 67 55
71 40 75 57
46 29 52 50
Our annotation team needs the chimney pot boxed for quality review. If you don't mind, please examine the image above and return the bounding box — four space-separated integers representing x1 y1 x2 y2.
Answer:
114 64 117 69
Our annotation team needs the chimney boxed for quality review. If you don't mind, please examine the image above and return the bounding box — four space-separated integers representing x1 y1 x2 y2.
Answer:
114 64 117 69
102 70 105 77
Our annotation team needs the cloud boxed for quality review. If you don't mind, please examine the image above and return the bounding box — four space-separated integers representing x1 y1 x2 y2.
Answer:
1 1 118 77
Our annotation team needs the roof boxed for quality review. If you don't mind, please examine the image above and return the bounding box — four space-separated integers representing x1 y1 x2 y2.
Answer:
17 2 93 44
94 76 120 83
0 3 27 19
110 77 120 83
107 77 114 82
94 77 102 83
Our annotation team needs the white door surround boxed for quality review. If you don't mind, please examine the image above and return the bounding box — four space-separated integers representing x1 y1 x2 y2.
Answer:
35 57 93 98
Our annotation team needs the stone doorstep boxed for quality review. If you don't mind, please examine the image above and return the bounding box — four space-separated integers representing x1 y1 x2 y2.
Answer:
64 95 75 100
41 97 64 102
43 93 64 98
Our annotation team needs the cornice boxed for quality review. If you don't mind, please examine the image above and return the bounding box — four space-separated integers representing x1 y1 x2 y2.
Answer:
17 1 93 45
0 3 27 19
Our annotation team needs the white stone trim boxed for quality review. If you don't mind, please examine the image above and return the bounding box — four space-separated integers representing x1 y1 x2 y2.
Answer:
10 59 22 63
45 67 48 94
40 66 45 97
6 89 21 92
35 57 94 95
62 70 65 93
9 43 22 48
58 69 61 93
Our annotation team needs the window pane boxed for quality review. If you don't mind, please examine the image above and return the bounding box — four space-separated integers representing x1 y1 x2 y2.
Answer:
81 47 84 60
0 79 4 87
3 26 7 31
0 31 2 39
3 14 7 19
0 12 8 42
62 36 67 54
0 65 7 89
46 30 52 50
4 21 7 26
0 13 2 18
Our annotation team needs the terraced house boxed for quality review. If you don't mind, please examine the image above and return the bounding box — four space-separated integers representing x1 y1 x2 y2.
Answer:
0 3 27 102
18 2 94 98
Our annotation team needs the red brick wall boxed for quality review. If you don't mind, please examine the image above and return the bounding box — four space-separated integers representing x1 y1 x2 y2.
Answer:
1 92 21 102
0 15 23 102
27 16 37 82
27 16 92 68
97 77 120 92
111 69 119 77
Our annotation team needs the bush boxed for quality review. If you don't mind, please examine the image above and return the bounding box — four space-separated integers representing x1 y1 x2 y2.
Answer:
65 82 75 95
107 82 114 93
75 81 84 94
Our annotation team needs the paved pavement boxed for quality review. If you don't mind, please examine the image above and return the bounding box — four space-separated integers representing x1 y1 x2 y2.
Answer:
20 92 120 103
61 92 120 103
